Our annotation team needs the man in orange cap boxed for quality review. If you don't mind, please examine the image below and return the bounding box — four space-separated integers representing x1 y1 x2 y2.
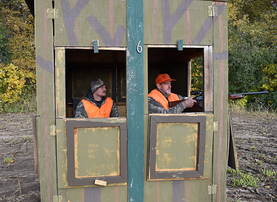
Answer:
148 73 196 114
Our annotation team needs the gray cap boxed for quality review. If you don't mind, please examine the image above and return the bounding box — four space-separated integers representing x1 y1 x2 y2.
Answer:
90 78 106 94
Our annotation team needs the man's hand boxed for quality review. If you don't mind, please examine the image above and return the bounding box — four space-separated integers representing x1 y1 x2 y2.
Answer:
182 98 197 108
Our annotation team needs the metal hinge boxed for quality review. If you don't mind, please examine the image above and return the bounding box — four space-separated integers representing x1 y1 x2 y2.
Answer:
213 121 218 131
50 125 56 136
47 8 59 19
53 195 63 202
208 184 217 194
208 5 218 17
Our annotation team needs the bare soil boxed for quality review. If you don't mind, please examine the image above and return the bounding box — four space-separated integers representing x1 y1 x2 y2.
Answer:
0 112 276 202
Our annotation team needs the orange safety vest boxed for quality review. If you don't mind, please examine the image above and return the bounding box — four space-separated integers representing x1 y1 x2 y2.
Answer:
148 89 180 109
82 97 113 118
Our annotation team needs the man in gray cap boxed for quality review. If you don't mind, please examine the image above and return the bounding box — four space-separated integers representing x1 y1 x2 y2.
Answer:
75 78 119 118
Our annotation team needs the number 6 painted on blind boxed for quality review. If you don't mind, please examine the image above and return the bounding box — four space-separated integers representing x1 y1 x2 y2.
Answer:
136 40 142 54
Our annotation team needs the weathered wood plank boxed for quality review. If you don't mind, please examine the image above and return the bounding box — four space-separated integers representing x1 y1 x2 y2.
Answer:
127 0 144 201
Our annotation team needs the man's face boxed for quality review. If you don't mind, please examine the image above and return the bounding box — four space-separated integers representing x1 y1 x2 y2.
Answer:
157 82 171 94
94 85 107 98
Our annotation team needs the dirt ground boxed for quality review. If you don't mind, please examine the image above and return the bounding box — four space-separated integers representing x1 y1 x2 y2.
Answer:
0 112 276 202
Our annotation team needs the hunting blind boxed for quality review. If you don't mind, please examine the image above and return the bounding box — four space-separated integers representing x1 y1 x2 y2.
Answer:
25 0 231 201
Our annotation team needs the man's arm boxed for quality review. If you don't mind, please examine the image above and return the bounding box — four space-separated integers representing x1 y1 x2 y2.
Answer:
110 101 120 117
148 97 186 114
75 101 88 118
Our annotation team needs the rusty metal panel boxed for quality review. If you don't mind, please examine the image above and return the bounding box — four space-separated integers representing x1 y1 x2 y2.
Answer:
148 115 206 180
54 0 127 47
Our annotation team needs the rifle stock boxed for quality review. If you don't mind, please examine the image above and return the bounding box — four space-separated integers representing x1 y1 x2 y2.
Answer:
170 99 185 107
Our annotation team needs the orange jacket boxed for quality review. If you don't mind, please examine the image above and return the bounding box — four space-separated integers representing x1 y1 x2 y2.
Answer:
81 97 113 118
148 89 179 109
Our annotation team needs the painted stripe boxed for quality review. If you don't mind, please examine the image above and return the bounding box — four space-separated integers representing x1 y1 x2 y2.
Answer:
217 60 224 202
216 13 225 201
185 8 191 44
115 186 119 202
42 1 47 60
60 0 90 46
153 0 158 44
109 0 114 39
172 181 185 202
36 55 54 74
218 15 223 52
84 187 101 202
214 51 228 62
192 4 225 44
87 15 126 46
73 0 78 39
43 72 51 202
161 0 193 44
186 180 190 201
82 188 85 202
157 182 160 202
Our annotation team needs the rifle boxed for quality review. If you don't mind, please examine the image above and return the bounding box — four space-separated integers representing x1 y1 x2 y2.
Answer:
169 91 203 112
228 91 269 100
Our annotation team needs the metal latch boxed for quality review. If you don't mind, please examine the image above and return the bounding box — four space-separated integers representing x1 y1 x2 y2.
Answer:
208 5 218 17
47 8 58 19
50 125 56 136
53 195 63 202
213 121 218 131
208 184 217 194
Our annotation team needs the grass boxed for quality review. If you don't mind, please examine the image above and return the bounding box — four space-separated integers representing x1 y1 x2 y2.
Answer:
260 168 277 181
22 136 34 142
227 168 260 188
228 102 277 120
0 97 36 113
3 156 14 164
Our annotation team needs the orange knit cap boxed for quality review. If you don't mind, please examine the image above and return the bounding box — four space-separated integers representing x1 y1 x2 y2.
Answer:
155 73 176 84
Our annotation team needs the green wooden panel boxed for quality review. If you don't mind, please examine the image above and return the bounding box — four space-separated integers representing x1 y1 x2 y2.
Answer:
58 188 83 202
56 48 66 118
212 3 228 202
203 114 213 178
144 0 212 45
75 127 120 177
126 0 144 201
59 186 128 202
100 186 128 202
57 118 127 188
144 114 214 202
57 119 68 188
55 0 127 47
35 0 57 201
156 122 198 171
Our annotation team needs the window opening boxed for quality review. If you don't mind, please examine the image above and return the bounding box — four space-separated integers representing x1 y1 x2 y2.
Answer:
65 49 126 118
148 47 205 113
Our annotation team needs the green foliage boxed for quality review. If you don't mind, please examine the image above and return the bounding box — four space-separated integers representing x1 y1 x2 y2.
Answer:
0 96 36 113
228 0 277 111
3 156 13 164
0 0 36 105
191 57 203 93
260 167 277 180
0 64 35 103
228 168 259 188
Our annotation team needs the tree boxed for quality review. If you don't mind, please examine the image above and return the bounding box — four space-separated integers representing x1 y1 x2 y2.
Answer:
0 0 36 102
228 0 277 110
